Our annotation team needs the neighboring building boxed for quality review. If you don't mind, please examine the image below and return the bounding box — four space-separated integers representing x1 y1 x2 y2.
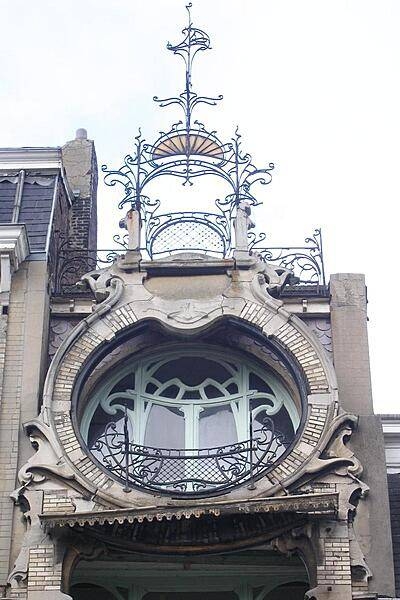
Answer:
381 415 400 594
0 7 398 600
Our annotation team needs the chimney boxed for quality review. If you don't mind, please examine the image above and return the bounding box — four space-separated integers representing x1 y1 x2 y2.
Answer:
61 128 98 249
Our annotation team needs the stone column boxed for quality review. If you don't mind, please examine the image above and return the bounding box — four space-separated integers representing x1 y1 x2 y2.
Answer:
233 201 254 266
119 208 142 269
330 273 395 597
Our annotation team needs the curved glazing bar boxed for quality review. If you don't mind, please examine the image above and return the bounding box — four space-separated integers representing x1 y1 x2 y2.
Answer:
80 347 300 496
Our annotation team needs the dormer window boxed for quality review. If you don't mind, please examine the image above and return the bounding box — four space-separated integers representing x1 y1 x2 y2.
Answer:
80 345 300 496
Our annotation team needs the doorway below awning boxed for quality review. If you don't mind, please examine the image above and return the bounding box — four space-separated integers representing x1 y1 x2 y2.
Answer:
70 548 309 600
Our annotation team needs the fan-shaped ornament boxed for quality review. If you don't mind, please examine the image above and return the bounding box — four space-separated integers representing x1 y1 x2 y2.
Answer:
152 130 225 161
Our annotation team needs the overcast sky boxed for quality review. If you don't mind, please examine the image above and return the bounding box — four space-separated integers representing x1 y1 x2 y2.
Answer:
1 0 399 413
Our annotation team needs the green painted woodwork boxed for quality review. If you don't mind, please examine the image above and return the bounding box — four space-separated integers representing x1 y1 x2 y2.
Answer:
81 345 299 452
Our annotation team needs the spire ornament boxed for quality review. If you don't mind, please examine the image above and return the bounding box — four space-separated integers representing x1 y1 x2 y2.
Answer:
102 5 275 261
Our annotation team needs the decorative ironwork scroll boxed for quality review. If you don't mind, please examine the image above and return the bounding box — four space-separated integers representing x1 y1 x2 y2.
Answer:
54 7 327 293
101 4 274 259
53 238 127 296
249 228 326 286
53 228 327 294
91 415 289 496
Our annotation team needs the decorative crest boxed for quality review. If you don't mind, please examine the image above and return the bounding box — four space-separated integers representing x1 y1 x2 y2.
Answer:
102 5 276 261
156 2 221 132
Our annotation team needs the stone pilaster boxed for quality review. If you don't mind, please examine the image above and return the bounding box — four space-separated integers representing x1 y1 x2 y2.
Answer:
0 262 50 594
305 522 352 599
27 543 71 600
330 273 395 597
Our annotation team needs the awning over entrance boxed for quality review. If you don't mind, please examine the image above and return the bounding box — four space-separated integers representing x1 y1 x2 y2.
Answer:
40 492 337 529
40 492 337 554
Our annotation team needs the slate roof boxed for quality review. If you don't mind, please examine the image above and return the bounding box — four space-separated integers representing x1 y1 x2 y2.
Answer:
0 175 56 252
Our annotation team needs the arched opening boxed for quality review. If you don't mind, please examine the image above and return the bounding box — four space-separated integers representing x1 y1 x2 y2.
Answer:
70 583 119 600
69 548 309 600
71 318 306 498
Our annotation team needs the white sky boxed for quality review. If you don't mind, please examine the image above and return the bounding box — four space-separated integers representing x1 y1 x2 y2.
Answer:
1 0 399 413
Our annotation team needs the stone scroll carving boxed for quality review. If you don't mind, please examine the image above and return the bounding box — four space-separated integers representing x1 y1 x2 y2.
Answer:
10 254 372 599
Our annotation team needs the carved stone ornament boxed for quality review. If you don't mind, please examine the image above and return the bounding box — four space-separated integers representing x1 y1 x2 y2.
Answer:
8 255 372 600
15 255 364 512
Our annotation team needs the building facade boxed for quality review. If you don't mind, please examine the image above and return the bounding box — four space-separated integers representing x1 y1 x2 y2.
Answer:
0 8 398 600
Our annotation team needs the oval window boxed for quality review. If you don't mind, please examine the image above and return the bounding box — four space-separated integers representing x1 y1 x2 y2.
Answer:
80 346 300 495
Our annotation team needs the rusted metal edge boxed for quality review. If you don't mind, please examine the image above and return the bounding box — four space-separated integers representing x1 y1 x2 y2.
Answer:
39 492 338 529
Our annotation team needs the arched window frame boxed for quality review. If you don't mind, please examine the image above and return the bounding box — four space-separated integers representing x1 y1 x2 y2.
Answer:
80 345 300 449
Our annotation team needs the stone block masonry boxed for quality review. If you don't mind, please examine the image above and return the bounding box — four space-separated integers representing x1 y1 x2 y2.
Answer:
0 294 25 591
0 262 50 595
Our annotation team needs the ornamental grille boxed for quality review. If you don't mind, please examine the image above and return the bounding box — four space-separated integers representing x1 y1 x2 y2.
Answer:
149 216 227 257
91 416 288 494
81 348 299 496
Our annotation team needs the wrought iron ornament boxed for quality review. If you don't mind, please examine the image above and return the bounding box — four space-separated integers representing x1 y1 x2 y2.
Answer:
102 4 275 259
54 5 327 294
53 229 326 295
250 228 326 286
91 413 289 495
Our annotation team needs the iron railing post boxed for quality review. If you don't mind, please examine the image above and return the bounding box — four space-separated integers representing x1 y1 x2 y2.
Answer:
248 415 256 490
123 406 131 492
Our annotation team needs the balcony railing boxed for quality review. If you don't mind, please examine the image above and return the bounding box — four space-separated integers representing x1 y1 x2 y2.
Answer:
52 228 327 296
89 416 290 496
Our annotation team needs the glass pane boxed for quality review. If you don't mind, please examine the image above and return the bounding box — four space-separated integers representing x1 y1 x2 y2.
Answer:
269 406 295 440
88 404 131 449
154 357 232 386
253 407 271 433
144 404 184 448
111 373 135 394
161 384 180 399
249 372 274 394
251 404 294 440
199 405 237 448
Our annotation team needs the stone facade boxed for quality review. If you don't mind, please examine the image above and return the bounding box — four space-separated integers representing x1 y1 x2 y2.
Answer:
0 136 397 600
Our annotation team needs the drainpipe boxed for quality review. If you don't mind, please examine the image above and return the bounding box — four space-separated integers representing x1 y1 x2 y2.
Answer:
11 169 25 223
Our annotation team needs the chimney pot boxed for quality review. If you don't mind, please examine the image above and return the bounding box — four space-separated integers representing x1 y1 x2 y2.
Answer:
76 128 88 140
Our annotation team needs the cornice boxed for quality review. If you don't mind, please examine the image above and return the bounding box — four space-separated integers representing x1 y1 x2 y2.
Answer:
0 224 30 294
0 147 62 170
0 223 29 268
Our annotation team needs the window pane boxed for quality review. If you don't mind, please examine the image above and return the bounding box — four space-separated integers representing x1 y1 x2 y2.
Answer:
249 373 273 394
199 405 237 448
154 357 233 386
144 405 184 448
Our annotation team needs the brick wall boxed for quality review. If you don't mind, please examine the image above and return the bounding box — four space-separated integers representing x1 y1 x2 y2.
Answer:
42 491 75 514
388 473 400 595
28 545 62 593
317 537 352 586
